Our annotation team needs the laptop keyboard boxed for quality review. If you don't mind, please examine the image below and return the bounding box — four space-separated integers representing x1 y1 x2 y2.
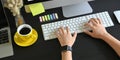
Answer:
0 30 9 44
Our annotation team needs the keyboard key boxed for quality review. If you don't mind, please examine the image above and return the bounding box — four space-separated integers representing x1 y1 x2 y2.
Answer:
0 30 9 44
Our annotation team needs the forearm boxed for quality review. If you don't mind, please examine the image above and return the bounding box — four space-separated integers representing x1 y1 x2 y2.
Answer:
101 33 120 57
62 51 72 60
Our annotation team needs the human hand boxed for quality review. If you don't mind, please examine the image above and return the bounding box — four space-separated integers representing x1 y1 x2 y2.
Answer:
84 18 109 39
55 27 77 47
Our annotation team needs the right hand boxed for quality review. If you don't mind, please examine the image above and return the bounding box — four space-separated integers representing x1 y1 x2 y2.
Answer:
84 18 109 39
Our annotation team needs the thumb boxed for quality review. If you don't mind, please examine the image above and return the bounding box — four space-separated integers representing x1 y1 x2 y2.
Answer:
73 32 77 39
84 30 92 36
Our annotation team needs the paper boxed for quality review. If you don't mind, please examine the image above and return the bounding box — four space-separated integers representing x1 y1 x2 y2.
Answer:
25 5 31 13
28 2 45 16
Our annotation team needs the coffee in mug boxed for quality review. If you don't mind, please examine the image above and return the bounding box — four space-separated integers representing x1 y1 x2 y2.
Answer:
20 27 31 35
14 24 38 47
17 24 32 36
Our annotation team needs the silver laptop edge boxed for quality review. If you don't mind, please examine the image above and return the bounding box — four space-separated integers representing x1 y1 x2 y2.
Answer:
0 27 14 58
0 0 14 58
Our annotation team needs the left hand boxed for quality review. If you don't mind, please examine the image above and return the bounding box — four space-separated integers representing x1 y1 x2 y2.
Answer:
55 26 77 47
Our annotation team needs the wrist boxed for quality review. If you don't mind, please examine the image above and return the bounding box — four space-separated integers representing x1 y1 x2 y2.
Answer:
100 33 111 40
61 50 72 54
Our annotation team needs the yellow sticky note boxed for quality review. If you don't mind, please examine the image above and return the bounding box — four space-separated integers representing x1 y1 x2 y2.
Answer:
25 5 31 13
28 2 45 16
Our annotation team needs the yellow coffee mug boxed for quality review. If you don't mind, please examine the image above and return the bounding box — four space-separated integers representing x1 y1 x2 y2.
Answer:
14 24 38 47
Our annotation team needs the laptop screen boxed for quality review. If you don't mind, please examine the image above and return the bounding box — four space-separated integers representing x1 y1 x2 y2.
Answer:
0 2 8 29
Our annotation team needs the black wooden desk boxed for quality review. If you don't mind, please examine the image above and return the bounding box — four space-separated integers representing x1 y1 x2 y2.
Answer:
1 0 120 60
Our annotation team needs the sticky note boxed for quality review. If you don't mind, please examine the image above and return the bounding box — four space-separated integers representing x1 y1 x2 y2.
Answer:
39 16 42 22
47 15 50 21
39 13 59 23
55 13 58 19
42 16 45 22
52 13 56 19
25 5 31 13
50 15 53 20
44 15 48 21
28 2 45 16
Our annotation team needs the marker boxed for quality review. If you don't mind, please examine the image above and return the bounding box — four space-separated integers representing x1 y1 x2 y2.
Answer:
39 16 42 22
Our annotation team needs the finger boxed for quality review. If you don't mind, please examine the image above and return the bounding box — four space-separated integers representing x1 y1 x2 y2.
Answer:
90 19 98 25
57 36 63 43
66 26 70 34
93 18 99 23
58 27 63 35
88 19 96 26
89 18 95 22
55 31 62 40
60 26 66 34
85 23 95 29
97 18 102 24
83 30 93 36
55 31 64 45
73 32 77 39
55 30 59 37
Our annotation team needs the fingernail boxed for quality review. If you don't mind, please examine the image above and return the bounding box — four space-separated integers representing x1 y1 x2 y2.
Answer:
83 30 86 32
74 31 77 34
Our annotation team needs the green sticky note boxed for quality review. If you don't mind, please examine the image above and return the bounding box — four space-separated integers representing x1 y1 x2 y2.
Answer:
47 15 50 20
29 2 45 16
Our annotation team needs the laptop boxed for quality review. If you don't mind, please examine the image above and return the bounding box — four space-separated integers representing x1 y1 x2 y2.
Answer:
0 0 13 58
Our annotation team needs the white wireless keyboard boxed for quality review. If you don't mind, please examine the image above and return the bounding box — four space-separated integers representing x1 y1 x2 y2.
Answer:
41 11 114 40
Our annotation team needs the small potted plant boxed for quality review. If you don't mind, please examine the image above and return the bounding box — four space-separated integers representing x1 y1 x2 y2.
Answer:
4 0 25 27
